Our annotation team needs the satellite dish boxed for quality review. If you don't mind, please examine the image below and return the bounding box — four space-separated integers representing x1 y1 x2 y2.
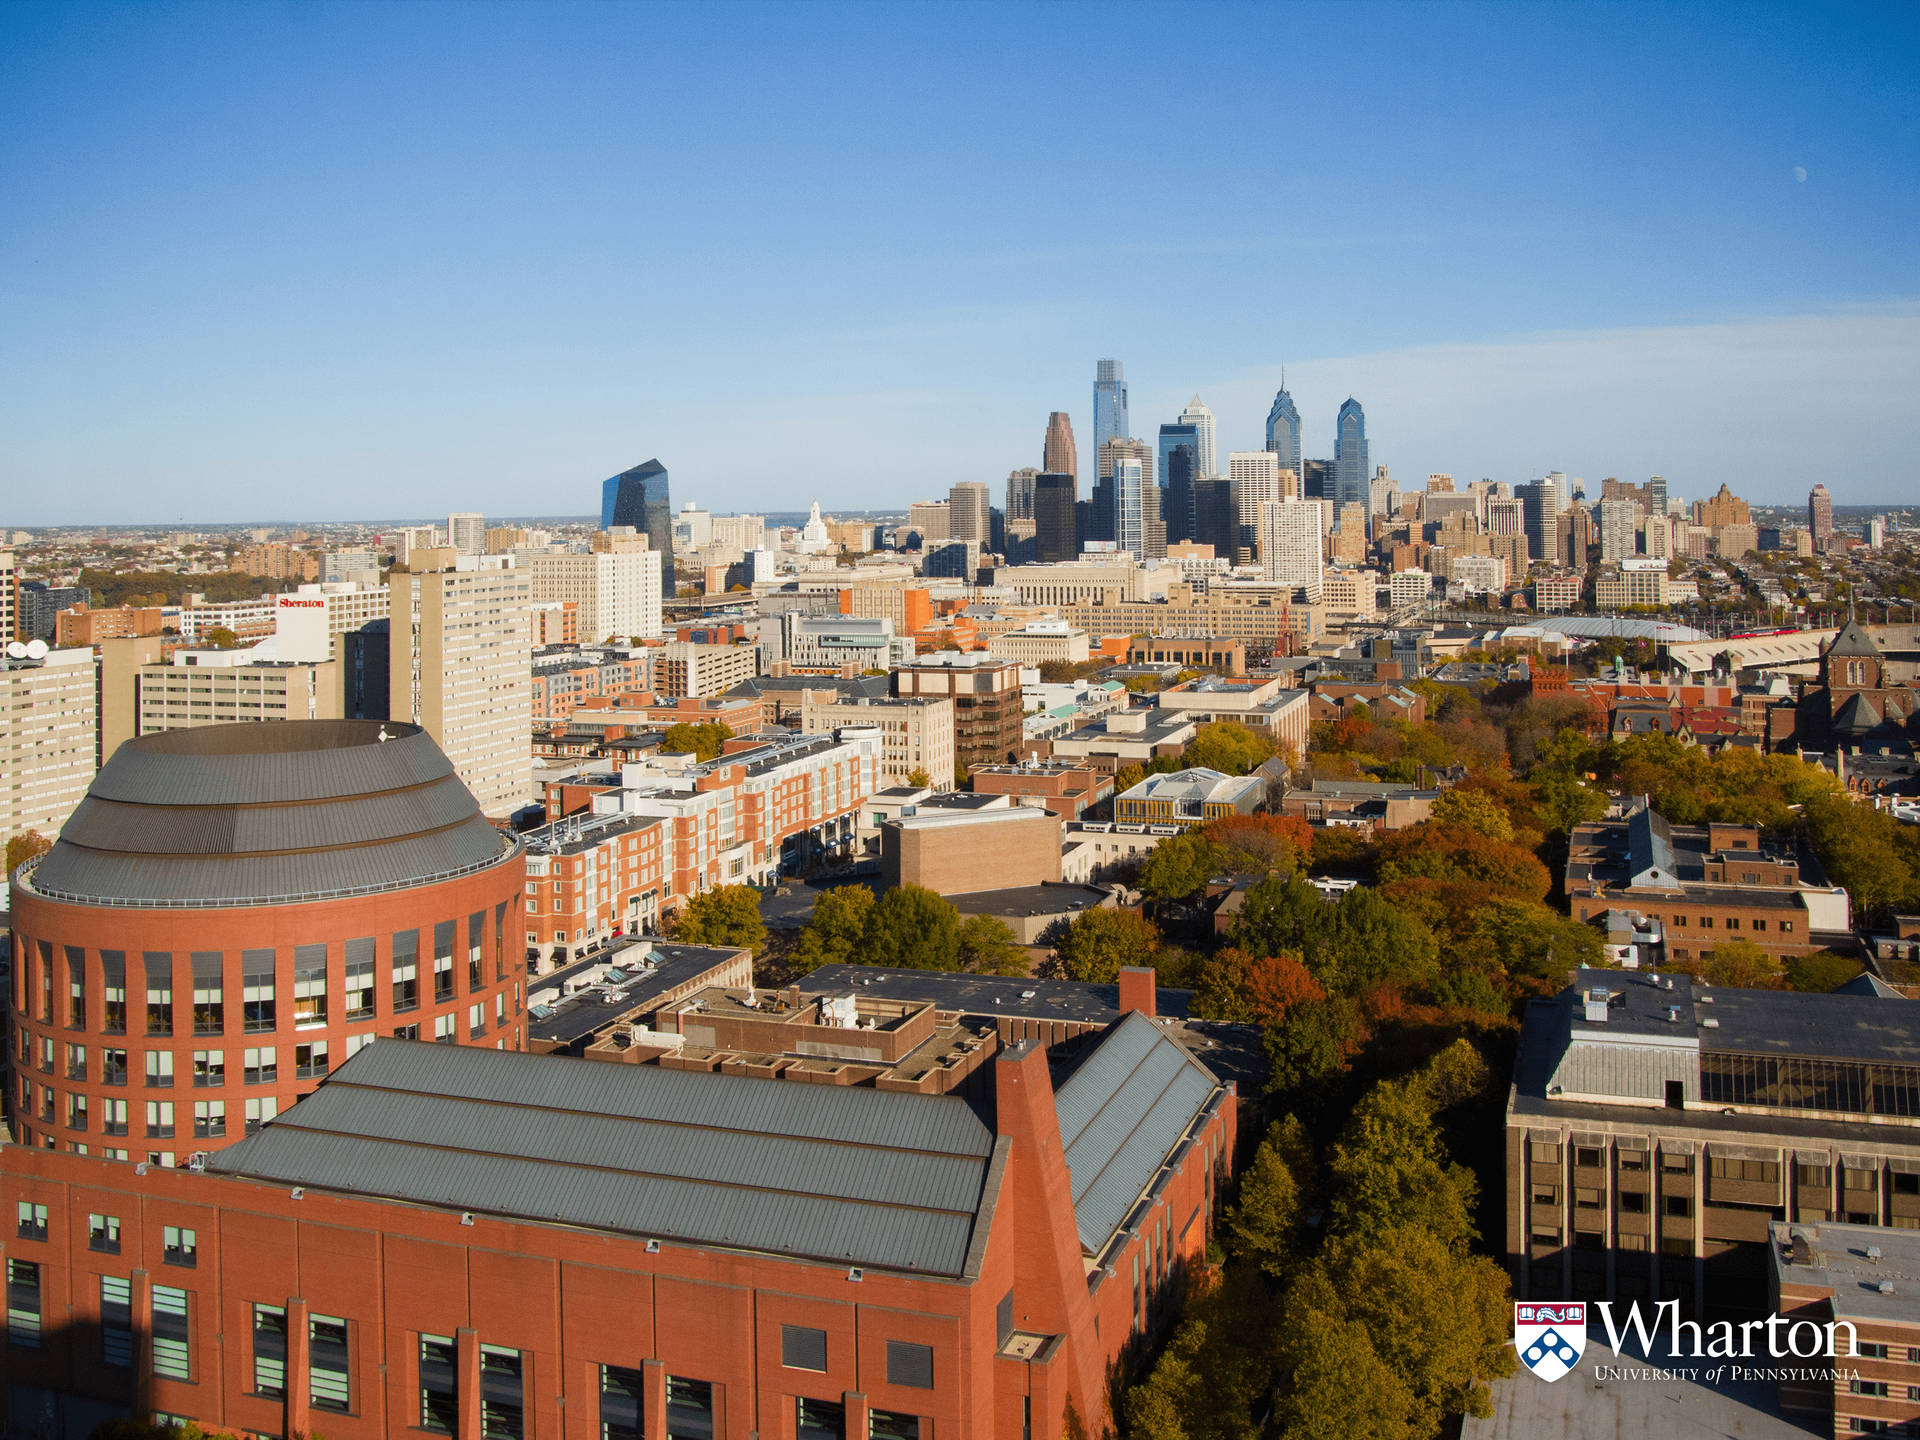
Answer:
24 640 49 659
5 642 26 659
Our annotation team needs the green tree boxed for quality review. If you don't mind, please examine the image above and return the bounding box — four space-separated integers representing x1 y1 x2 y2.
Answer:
1323 1078 1478 1250
1264 995 1364 1094
1225 1115 1317 1279
6 829 52 876
660 721 733 762
1136 832 1218 903
1271 1314 1420 1440
201 625 240 650
1785 950 1865 993
1460 899 1602 985
1428 787 1513 841
1698 936 1783 989
672 884 767 954
957 913 1028 976
1053 906 1159 983
790 885 876 975
1185 723 1276 777
863 885 962 970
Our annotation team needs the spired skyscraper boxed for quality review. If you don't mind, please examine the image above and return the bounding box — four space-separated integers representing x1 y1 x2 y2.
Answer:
1093 359 1129 462
1044 412 1078 480
601 459 676 598
1333 399 1370 511
1265 383 1302 479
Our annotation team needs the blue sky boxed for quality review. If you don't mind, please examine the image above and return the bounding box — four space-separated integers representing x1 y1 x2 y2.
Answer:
2 1 1916 524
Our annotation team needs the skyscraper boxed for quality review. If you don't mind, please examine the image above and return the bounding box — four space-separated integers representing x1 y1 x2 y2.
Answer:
1043 412 1078 480
1808 483 1834 553
447 512 486 556
1178 396 1217 479
1034 473 1078 564
1265 385 1303 479
1157 423 1200 545
1647 474 1669 516
1113 456 1146 562
601 460 676 598
1228 451 1282 565
1005 468 1039 524
1599 499 1638 563
1259 499 1323 601
948 482 993 545
1093 359 1129 461
1334 399 1369 511
1518 476 1565 568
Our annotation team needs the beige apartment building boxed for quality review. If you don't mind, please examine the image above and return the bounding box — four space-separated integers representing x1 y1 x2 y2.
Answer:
135 654 342 734
798 693 955 790
989 620 1091 665
654 640 758 699
524 533 664 643
0 647 97 843
388 550 533 819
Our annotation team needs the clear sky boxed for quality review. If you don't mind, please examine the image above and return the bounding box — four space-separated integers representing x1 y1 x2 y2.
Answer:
3 1 1916 525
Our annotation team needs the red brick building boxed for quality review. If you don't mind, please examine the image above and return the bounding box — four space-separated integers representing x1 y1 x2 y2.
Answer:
0 985 1234 1440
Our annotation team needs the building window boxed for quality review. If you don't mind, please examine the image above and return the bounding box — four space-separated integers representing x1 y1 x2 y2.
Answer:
65 1041 87 1080
782 1324 828 1371
145 1049 175 1088
191 952 224 1035
885 1340 935 1390
419 1334 459 1434
469 1003 486 1040
164 1225 197 1267
1661 1152 1692 1173
145 952 174 1036
244 1047 278 1085
102 951 127 1034
194 1099 226 1139
16 1203 47 1242
469 912 486 993
434 1014 457 1044
295 1041 329 1080
1797 1163 1833 1187
310 1314 351 1412
68 1092 89 1132
345 938 375 1020
6 1259 41 1347
153 1284 191 1380
480 1344 524 1440
242 949 277 1032
796 1397 845 1440
870 1412 922 1440
1575 1146 1603 1168
666 1376 715 1440
1665 1195 1692 1217
294 944 329 1027
193 1049 225 1087
433 921 457 1003
67 947 87 1029
1710 1158 1779 1182
1620 1191 1647 1213
1853 1379 1892 1397
88 1212 121 1253
254 1304 288 1396
244 1097 278 1135
1530 1183 1559 1205
599 1364 643 1440
146 1100 175 1138
393 930 420 1012
1619 1151 1648 1172
101 1276 134 1367
102 1098 129 1137
1575 1188 1604 1210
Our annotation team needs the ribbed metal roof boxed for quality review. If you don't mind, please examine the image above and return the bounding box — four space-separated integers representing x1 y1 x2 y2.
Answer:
210 1040 997 1276
26 720 513 905
1055 1012 1220 1254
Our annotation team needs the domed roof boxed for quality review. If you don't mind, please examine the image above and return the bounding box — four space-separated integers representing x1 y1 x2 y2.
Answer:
25 721 514 906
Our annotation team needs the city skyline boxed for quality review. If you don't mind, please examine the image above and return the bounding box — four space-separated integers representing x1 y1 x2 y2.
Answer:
2 2 1917 523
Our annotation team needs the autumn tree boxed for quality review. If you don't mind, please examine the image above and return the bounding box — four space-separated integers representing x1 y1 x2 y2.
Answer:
660 721 733 762
1428 787 1513 842
1697 936 1783 990
6 829 52 876
790 884 876 974
957 914 1028 976
672 884 767 954
1184 722 1276 777
1324 1074 1478 1250
1225 1115 1317 1280
1053 906 1159 983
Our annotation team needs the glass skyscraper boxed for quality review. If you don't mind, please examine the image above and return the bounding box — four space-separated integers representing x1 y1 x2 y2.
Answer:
1034 473 1077 564
1157 423 1199 545
1113 456 1146 562
601 459 676 598
1265 386 1302 479
1093 359 1129 462
1333 399 1369 511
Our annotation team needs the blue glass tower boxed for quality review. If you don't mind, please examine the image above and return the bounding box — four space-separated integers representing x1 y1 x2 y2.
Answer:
1093 359 1128 462
1157 423 1199 545
1334 399 1369 511
1265 386 1302 478
601 459 676 598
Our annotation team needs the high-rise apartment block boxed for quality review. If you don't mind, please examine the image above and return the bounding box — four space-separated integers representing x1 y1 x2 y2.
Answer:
1333 398 1369 510
1518 476 1566 568
1228 451 1282 565
947 482 992 545
1093 357 1129 460
447 511 486 555
799 693 956 790
1599 499 1639 563
1808 483 1834 553
0 646 97 841
388 551 534 819
0 550 17 641
1258 498 1324 600
1043 410 1078 479
525 535 664 644
600 459 676 598
892 653 1024 770
1113 456 1146 562
134 653 342 734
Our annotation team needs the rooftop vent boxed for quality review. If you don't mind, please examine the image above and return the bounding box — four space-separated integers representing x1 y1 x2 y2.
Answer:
1868 1245 1884 1261
1667 1006 1683 1023
1880 1281 1896 1295
1701 1017 1720 1028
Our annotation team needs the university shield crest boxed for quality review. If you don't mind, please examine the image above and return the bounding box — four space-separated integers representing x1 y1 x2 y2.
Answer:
1514 1301 1586 1381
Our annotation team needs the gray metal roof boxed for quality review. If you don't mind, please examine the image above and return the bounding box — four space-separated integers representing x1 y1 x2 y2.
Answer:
210 1039 997 1277
26 720 513 905
1054 1012 1220 1254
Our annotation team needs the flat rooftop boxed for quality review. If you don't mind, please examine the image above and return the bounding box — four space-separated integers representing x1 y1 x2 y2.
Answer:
1773 1220 1920 1325
947 883 1111 919
800 963 1190 1024
527 938 748 1046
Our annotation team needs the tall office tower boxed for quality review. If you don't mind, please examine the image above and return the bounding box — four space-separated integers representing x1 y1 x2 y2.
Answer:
1157 423 1200 544
601 459 676 598
1333 398 1370 510
1265 385 1303 478
1113 457 1147 562
1643 513 1673 560
1043 412 1078 479
1487 496 1526 536
948 482 993 545
1085 478 1114 545
1599 500 1638 563
1192 478 1235 556
1557 504 1596 570
907 500 951 544
1034 473 1078 564
1228 451 1283 565
1178 395 1217 479
447 512 486 556
1093 359 1129 460
388 551 534 820
1518 477 1565 567
0 645 97 840
1369 466 1396 516
1258 499 1324 601
1006 467 1040 524
1648 474 1669 516
1808 483 1834 553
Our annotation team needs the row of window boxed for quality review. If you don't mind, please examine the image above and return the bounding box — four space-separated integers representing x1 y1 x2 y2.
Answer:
12 911 515 1037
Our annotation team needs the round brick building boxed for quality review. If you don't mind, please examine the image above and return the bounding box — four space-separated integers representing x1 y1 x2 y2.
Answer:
8 720 526 1162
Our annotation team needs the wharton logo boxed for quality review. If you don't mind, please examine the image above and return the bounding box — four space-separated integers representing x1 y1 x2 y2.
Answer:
1515 1302 1586 1381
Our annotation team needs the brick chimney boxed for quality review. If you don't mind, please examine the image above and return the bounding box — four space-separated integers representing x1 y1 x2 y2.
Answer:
1117 966 1157 1019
